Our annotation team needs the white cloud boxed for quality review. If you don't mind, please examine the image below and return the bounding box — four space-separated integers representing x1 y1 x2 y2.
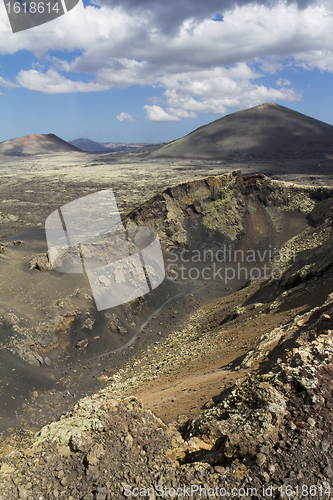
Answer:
143 65 300 121
2 1 332 69
16 69 109 93
144 105 197 121
144 105 180 122
1 0 333 121
276 78 292 86
94 0 320 34
0 76 18 88
116 112 135 121
48 2 331 78
294 50 333 72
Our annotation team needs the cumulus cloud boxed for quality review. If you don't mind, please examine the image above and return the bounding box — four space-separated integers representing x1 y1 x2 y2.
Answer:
16 69 109 93
144 105 197 121
143 64 300 121
50 2 331 77
95 0 319 34
116 112 136 121
294 50 333 72
2 0 333 121
0 76 18 88
276 78 292 86
2 1 332 65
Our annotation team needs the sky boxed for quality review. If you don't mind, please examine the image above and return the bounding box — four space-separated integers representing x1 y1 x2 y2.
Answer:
0 0 333 144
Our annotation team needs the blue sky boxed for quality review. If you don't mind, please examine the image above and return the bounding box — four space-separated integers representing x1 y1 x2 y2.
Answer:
0 0 333 144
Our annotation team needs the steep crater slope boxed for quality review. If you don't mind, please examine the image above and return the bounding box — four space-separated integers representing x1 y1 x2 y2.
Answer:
126 170 333 249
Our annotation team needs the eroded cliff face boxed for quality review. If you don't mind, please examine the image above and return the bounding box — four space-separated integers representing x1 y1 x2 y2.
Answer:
125 171 333 248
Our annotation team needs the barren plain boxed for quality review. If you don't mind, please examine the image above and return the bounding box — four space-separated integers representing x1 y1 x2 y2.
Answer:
1 148 333 241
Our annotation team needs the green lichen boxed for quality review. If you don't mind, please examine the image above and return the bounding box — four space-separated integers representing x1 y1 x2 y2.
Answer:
202 198 243 239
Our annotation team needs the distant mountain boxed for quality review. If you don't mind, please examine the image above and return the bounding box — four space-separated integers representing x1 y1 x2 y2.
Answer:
69 138 108 153
0 134 82 156
151 102 333 160
69 138 157 153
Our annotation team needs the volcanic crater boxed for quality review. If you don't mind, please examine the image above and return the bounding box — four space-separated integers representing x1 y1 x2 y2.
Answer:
1 171 333 433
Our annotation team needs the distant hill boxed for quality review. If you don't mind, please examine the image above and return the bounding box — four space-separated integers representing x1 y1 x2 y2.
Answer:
69 138 109 153
0 134 82 156
151 102 333 160
69 138 156 153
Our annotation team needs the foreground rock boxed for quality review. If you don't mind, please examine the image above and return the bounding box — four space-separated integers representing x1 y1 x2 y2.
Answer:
2 278 333 498
0 396 186 499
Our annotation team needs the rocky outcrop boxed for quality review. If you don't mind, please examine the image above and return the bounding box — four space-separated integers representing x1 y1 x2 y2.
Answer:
29 253 53 271
0 397 186 500
0 310 92 366
186 378 286 462
125 171 333 247
2 246 333 497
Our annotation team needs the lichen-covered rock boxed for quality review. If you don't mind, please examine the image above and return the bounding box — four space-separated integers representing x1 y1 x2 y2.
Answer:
281 330 333 391
34 395 185 461
185 378 286 461
126 171 333 249
0 397 186 499
241 310 314 369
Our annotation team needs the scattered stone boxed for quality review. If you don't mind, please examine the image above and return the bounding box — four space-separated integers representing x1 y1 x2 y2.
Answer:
324 466 333 479
124 434 133 450
177 415 189 426
76 339 89 349
95 486 107 500
117 325 127 335
256 453 267 467
18 487 28 499
321 441 330 452
29 253 53 271
288 421 297 431
114 269 126 284
259 472 270 483
307 417 316 427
